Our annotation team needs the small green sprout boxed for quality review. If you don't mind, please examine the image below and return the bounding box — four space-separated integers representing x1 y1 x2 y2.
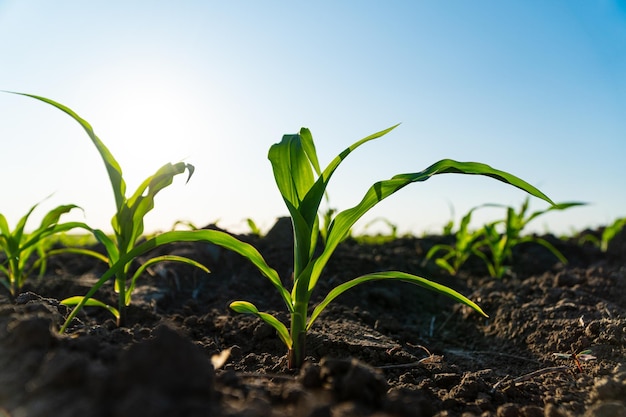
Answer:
362 217 399 239
5 92 298 336
599 217 626 252
424 206 486 276
8 92 216 326
474 197 585 278
246 218 263 237
230 125 556 368
0 199 83 297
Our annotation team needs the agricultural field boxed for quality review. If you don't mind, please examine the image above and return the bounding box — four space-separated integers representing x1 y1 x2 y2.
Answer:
1 219 625 417
1 94 625 416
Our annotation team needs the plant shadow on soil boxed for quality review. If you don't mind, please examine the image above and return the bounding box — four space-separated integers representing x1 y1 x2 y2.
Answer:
1 219 625 417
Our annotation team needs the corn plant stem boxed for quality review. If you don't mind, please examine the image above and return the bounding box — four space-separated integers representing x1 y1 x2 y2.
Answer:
9 259 19 296
288 301 308 368
116 271 126 327
288 259 312 368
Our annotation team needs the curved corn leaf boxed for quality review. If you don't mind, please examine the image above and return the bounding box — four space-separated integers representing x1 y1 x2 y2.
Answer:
126 254 210 305
20 221 91 254
0 213 10 238
268 124 399 288
522 200 585 225
230 301 292 349
518 236 568 264
91 229 119 264
269 133 316 209
39 204 82 229
425 243 454 261
9 92 127 211
115 161 194 249
308 271 487 331
15 202 38 235
309 159 555 291
60 229 289 332
41 247 109 265
601 217 626 252
61 296 120 321
435 258 457 276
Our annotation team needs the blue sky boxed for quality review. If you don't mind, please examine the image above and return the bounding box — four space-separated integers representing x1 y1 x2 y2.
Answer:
1 1 624 236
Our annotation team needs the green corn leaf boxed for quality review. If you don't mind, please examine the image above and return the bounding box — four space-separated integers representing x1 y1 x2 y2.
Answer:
0 214 10 238
519 236 568 264
269 135 319 274
129 230 290 307
38 204 82 229
425 243 453 261
91 228 119 264
299 128 323 177
12 201 39 250
42 247 110 265
230 301 292 349
61 296 120 321
601 217 626 252
269 133 316 209
435 258 457 275
525 201 587 225
309 159 555 291
269 125 400 279
308 271 487 331
298 124 400 230
126 255 210 305
119 162 194 244
20 221 92 254
7 92 127 210
60 229 290 333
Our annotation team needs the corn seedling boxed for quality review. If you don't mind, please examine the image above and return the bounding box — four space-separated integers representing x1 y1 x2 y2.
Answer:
9 92 223 326
246 218 263 237
171 220 202 231
19 97 286 334
474 197 585 278
352 217 399 245
230 125 556 368
598 217 626 252
363 217 398 239
424 206 486 276
0 199 83 297
472 221 510 278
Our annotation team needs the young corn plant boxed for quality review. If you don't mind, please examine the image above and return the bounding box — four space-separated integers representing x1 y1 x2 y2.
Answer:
423 206 486 276
230 125 556 368
0 199 83 297
363 217 399 239
599 217 626 252
474 197 585 278
5 92 293 334
10 92 221 325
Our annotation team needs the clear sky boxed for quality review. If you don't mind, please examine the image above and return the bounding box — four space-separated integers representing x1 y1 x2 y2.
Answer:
1 1 625 236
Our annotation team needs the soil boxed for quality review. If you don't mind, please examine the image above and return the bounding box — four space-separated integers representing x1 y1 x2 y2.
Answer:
1 218 625 417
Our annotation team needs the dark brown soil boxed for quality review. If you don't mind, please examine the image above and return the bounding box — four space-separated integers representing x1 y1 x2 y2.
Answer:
1 219 625 417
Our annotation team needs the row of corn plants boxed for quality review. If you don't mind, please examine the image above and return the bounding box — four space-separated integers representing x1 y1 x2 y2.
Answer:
424 198 586 278
3 91 558 368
